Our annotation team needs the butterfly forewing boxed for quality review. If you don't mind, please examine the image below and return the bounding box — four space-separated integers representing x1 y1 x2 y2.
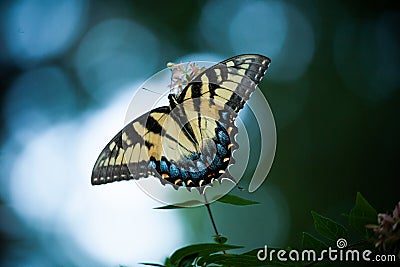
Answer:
92 107 167 185
177 54 270 112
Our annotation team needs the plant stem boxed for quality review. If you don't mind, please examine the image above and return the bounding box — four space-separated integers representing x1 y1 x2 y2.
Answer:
204 195 226 254
205 203 221 239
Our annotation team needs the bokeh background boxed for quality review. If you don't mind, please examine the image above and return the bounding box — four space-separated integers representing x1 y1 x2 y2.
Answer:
0 0 399 266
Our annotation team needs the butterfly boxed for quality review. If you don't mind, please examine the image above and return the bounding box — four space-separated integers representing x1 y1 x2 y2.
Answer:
91 54 271 192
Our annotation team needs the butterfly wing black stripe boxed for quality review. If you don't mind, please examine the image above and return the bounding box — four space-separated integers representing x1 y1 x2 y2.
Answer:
92 107 170 185
221 54 270 84
92 130 127 184
177 54 270 114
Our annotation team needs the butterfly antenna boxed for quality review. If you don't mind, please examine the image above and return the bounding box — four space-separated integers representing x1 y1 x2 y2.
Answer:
141 87 162 95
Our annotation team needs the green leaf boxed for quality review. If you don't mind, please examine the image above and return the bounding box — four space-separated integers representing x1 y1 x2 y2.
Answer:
177 253 197 267
153 205 185 210
348 192 377 238
302 232 328 252
311 211 348 241
139 263 165 267
216 194 260 206
197 253 266 266
154 194 260 208
169 243 242 266
163 257 171 267
154 200 203 209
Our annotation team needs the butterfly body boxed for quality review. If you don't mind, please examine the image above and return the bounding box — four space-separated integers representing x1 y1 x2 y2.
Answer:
91 54 271 191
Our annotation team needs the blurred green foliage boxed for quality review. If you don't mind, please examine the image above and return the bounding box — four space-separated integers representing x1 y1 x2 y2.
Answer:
145 192 391 266
0 0 399 266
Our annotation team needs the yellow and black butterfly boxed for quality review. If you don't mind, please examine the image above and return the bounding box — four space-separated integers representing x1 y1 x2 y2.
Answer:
91 54 270 191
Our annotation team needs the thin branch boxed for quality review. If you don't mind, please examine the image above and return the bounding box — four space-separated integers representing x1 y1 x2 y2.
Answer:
204 195 226 254
205 204 221 238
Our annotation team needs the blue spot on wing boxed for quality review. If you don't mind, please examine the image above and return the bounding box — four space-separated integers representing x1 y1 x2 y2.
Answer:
170 164 179 178
216 143 227 156
217 129 230 146
209 155 223 170
221 111 229 121
198 167 208 177
148 161 156 169
196 161 206 170
189 167 200 179
180 169 189 180
160 159 168 173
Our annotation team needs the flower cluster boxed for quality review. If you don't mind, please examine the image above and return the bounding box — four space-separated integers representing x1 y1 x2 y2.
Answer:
367 201 400 258
167 62 207 95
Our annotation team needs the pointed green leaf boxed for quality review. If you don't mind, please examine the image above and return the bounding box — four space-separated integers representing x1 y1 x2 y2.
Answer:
216 194 260 206
311 211 348 241
177 253 197 267
169 243 242 266
154 205 184 210
154 200 203 209
302 232 328 252
197 253 285 266
139 263 165 267
348 192 377 238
